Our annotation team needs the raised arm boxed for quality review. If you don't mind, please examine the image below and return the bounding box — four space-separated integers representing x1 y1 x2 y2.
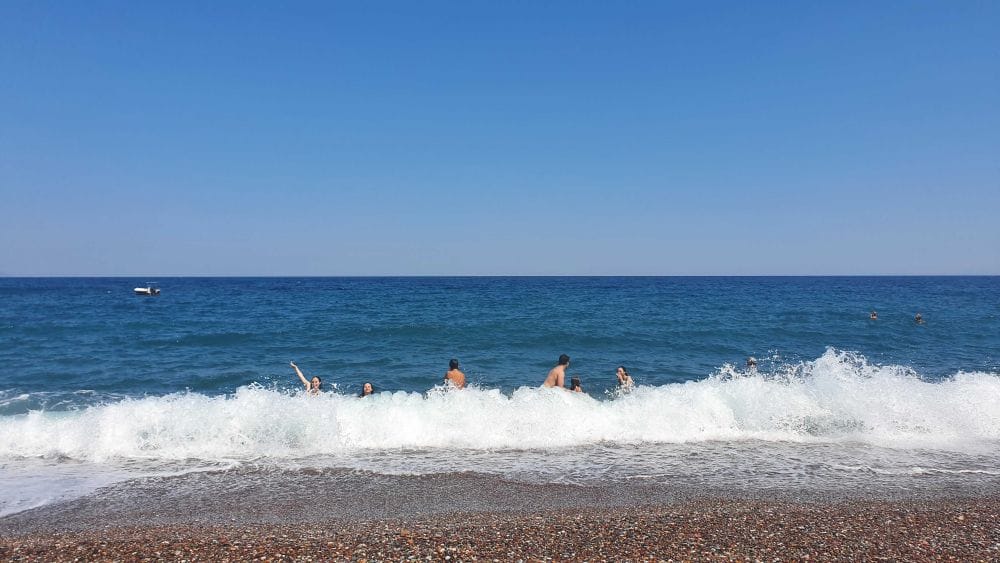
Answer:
290 361 309 390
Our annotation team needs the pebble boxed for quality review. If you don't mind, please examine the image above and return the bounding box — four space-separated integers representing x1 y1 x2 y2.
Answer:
1 498 998 561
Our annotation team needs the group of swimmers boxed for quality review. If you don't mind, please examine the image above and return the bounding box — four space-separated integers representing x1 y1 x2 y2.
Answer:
291 361 372 397
539 354 634 394
293 310 929 396
290 354 635 396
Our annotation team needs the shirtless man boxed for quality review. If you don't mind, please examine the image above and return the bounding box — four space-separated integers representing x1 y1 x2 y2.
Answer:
444 358 466 389
542 354 570 388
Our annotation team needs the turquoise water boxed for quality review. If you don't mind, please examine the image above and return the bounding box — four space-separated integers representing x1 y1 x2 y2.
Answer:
1 276 999 515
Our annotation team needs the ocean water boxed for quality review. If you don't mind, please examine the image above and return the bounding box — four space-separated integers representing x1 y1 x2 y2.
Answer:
1 276 999 515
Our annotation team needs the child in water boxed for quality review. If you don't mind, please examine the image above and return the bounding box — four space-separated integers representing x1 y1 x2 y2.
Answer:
570 377 584 393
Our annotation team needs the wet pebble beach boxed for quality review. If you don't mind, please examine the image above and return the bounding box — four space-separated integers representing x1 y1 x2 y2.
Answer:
3 498 998 561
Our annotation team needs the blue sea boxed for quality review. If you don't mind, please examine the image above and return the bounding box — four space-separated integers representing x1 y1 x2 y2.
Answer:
1 277 999 516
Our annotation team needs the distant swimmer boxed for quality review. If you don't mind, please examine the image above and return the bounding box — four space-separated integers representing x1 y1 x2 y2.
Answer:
543 354 570 388
746 357 757 372
570 377 584 393
915 312 925 324
444 358 466 389
615 366 634 388
870 311 878 320
359 382 374 397
290 361 322 395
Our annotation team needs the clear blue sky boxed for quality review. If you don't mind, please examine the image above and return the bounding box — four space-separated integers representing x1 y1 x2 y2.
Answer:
1 2 998 275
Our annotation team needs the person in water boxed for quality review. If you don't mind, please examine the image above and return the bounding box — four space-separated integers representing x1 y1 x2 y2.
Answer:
444 358 466 389
290 361 321 395
570 377 583 393
543 354 570 388
870 310 878 320
746 357 758 372
915 312 925 324
359 382 374 397
615 365 634 388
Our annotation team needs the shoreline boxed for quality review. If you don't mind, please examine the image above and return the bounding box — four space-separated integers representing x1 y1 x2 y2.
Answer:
3 499 998 561
2 470 998 560
4 467 999 534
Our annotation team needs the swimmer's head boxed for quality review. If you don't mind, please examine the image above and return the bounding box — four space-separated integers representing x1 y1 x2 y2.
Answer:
311 376 322 389
558 354 570 366
449 359 459 370
570 377 581 388
616 365 629 377
747 357 757 366
361 382 374 396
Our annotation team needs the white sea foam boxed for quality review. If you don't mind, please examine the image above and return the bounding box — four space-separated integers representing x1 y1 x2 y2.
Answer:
3 349 1000 516
0 460 130 517
0 349 998 464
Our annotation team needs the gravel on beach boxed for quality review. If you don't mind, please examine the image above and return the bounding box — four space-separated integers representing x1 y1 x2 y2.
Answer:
3 499 998 561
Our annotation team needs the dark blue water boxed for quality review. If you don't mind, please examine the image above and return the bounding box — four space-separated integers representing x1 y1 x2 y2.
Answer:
1 276 997 406
2 277 1000 516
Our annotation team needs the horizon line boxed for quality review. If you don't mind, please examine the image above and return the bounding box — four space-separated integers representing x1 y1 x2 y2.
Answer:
2 273 998 278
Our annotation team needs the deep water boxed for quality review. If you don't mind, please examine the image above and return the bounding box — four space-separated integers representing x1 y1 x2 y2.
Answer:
1 277 997 404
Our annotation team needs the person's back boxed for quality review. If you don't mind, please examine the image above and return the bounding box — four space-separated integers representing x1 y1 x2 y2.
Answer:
543 354 570 388
445 359 466 389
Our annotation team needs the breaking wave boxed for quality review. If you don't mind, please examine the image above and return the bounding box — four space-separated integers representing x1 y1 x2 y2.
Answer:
1 349 998 463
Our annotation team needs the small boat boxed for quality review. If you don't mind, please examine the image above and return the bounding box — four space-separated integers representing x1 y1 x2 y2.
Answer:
134 285 161 296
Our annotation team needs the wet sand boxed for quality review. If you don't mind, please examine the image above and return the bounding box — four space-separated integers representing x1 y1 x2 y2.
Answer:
1 470 998 560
